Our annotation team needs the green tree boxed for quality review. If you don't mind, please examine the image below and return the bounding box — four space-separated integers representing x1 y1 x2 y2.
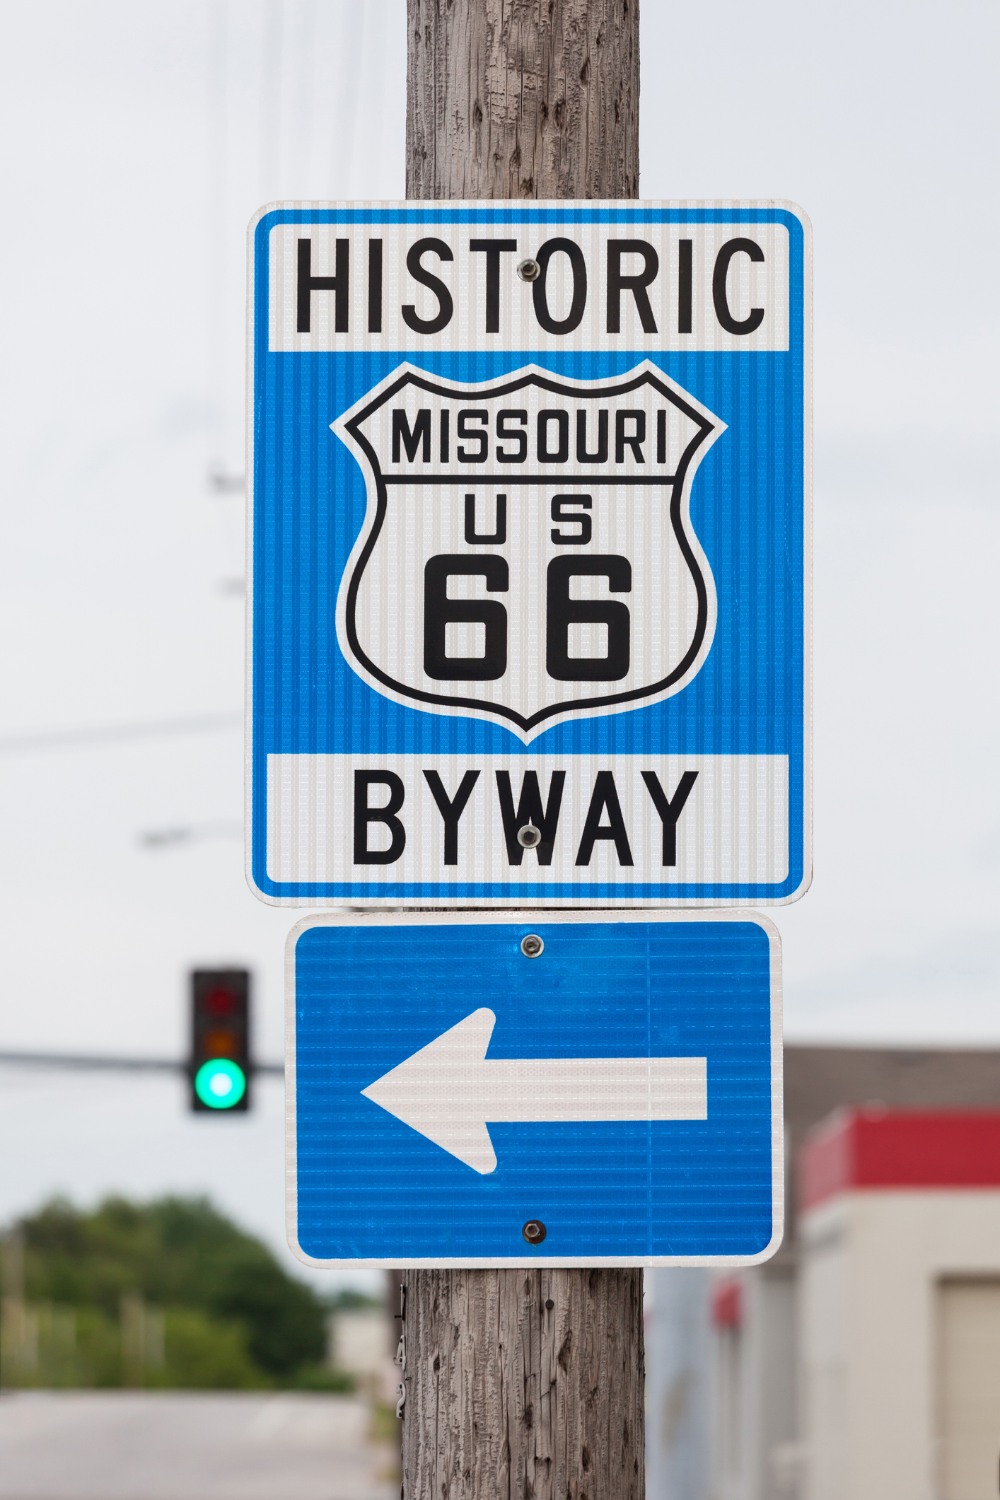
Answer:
15 1195 331 1388
156 1310 266 1390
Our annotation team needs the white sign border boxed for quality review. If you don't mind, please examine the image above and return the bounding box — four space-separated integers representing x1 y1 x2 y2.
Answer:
246 201 812 909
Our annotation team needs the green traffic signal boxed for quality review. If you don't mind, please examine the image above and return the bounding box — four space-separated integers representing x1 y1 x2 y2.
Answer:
193 1058 247 1110
190 970 251 1114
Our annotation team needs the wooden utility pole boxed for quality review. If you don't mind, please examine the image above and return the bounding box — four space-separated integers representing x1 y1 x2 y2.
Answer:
407 0 638 200
402 5 643 1497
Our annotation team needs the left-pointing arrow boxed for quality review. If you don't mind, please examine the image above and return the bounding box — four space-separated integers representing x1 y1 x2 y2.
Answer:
360 1008 708 1174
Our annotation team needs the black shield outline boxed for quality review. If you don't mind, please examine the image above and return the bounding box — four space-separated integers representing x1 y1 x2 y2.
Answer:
339 364 718 735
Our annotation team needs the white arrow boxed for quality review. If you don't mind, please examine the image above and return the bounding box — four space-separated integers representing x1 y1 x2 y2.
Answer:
360 1008 708 1174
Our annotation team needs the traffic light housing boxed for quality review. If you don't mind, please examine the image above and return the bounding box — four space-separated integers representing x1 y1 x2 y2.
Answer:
189 969 251 1112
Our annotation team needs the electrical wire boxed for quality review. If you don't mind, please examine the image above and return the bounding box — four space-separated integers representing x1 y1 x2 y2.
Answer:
0 714 242 754
260 0 284 197
294 0 319 190
207 0 229 485
0 1053 282 1075
329 3 366 194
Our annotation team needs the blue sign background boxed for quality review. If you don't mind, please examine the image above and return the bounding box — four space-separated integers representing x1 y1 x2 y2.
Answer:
290 916 780 1266
250 206 808 905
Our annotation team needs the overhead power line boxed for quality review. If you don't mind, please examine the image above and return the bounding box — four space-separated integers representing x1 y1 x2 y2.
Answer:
138 821 242 849
0 1051 281 1076
0 713 242 754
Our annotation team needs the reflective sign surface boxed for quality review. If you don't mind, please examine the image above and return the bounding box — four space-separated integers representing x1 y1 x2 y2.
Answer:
287 912 782 1267
250 203 810 905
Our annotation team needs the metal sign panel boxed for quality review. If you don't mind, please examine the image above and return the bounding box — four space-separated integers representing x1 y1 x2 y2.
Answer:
286 912 782 1268
249 203 811 905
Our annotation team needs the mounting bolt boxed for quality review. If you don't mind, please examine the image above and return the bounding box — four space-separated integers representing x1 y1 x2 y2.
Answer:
517 822 541 849
522 1219 547 1245
517 257 540 282
520 933 544 959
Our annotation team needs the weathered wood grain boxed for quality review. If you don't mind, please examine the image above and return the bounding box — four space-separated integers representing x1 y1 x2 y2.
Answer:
406 0 639 199
402 5 644 1495
400 1267 644 1499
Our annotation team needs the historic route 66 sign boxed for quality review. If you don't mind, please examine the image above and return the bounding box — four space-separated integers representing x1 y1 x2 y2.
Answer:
249 203 810 905
336 362 722 738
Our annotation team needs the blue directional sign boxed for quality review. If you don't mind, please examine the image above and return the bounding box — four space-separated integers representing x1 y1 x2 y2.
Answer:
287 913 782 1267
249 202 811 907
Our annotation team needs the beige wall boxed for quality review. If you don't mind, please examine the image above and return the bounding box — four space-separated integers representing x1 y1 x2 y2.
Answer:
707 1266 798 1500
800 1189 1000 1500
936 1279 1000 1499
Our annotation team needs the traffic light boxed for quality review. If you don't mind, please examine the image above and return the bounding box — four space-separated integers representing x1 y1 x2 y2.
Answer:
189 970 251 1113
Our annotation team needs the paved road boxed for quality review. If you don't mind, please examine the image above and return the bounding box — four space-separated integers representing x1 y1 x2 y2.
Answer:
0 1392 398 1500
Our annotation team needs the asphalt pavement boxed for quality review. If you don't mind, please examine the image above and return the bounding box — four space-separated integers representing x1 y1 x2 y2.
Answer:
0 1392 398 1500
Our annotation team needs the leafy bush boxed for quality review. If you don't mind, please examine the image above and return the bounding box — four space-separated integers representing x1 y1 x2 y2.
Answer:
10 1195 339 1390
155 1309 267 1390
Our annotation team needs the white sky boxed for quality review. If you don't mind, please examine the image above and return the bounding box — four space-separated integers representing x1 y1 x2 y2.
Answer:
0 0 997 1289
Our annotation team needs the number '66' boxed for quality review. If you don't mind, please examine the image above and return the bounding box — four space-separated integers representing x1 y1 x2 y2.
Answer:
423 493 632 683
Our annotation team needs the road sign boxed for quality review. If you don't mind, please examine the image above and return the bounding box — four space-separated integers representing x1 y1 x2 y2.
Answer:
249 203 811 906
286 912 782 1267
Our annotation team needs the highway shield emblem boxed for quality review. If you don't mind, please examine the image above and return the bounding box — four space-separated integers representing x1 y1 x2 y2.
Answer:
334 362 724 740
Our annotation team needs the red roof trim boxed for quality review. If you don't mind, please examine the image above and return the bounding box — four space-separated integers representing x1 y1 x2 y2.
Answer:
799 1110 1000 1212
711 1277 743 1329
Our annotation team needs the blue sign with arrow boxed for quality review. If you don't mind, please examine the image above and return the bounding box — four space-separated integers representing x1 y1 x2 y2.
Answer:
287 912 782 1266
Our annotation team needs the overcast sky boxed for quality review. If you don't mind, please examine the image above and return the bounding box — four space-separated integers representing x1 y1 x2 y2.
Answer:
1 0 997 1289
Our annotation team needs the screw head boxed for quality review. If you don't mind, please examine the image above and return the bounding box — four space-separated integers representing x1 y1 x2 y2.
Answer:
520 933 544 959
517 822 541 849
517 257 541 282
522 1219 547 1245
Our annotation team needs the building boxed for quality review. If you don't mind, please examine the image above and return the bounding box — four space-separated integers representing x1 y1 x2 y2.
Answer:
645 1045 1000 1500
798 1109 1000 1500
